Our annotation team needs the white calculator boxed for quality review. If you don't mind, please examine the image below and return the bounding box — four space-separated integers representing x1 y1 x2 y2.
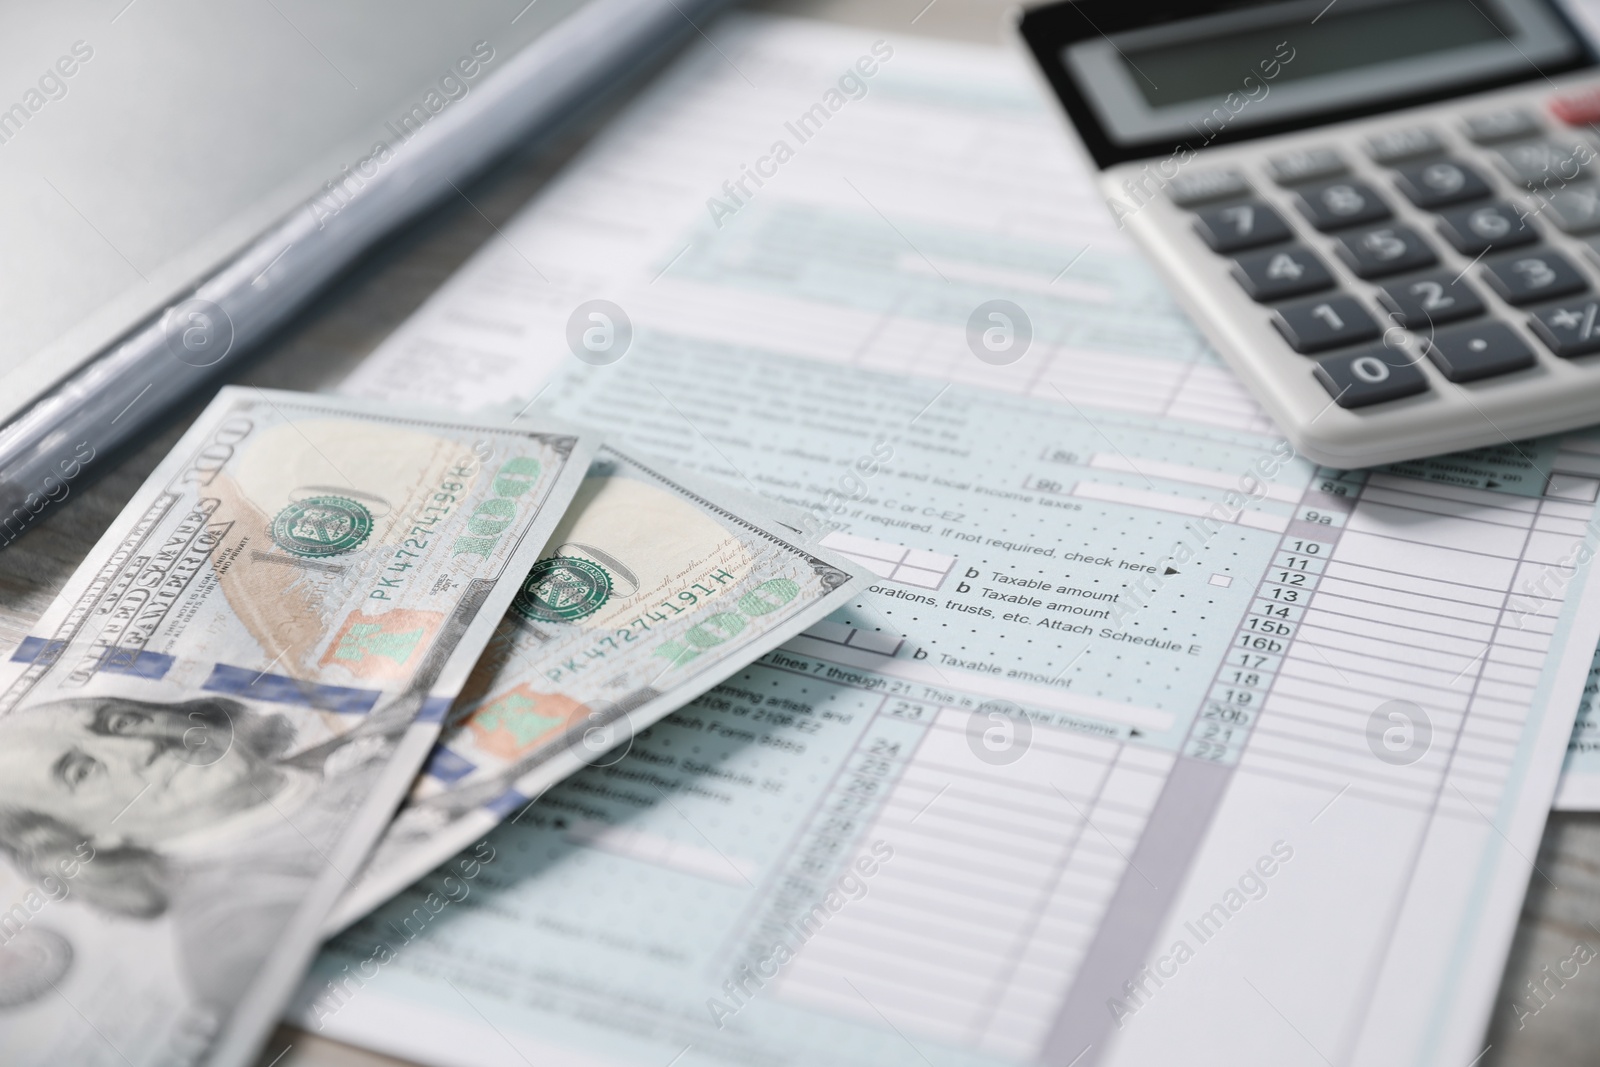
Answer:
1017 0 1600 467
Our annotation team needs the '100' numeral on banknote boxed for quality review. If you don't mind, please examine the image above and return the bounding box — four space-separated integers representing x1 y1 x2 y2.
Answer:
324 446 870 930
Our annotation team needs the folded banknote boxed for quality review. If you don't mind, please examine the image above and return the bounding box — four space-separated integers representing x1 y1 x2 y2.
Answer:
324 445 870 930
0 387 595 1067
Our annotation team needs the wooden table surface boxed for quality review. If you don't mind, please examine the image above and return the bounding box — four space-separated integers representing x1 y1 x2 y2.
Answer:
1 2 1597 1064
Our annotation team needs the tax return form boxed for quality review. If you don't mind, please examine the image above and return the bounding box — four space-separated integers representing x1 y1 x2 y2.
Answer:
1554 650 1600 806
293 15 1600 1067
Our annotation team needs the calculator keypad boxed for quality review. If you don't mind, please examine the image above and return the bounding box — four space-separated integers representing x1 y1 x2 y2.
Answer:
1272 295 1381 353
1480 250 1588 305
1435 202 1537 255
1377 272 1485 328
1193 200 1293 252
1528 299 1600 357
1420 322 1536 381
1295 179 1392 231
1231 246 1335 302
1161 95 1600 421
1391 160 1492 209
1334 224 1437 279
1313 345 1430 406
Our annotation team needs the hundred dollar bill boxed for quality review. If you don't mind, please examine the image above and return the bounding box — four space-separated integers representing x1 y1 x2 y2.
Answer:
323 445 869 930
0 387 595 1067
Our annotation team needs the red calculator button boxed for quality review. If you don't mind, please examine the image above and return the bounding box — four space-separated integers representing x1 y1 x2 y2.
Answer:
1550 88 1600 127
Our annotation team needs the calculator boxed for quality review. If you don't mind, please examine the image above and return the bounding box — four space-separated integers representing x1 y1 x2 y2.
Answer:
1016 0 1600 467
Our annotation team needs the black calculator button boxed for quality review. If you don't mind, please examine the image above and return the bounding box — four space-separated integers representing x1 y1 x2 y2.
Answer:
1377 271 1485 328
1529 299 1600 357
1294 180 1392 231
1391 160 1492 209
1463 109 1541 144
1265 148 1345 185
1333 225 1438 279
1313 345 1430 407
1480 250 1588 305
1230 246 1335 302
1367 127 1443 164
1272 295 1381 353
1536 183 1600 234
1435 202 1537 255
1491 139 1596 188
1192 200 1292 253
1420 322 1536 382
1168 169 1251 206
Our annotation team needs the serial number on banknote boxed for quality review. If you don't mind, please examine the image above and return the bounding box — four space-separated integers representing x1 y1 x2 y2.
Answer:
543 565 744 683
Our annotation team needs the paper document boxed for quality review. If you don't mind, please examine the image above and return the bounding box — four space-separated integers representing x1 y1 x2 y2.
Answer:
0 388 593 1067
297 17 1600 1066
1555 646 1600 808
327 446 871 930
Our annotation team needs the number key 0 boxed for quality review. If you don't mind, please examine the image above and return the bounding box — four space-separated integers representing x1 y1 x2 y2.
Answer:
1313 343 1430 406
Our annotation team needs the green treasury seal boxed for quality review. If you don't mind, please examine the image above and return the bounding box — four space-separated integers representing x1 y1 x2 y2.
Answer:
269 496 374 557
514 556 613 623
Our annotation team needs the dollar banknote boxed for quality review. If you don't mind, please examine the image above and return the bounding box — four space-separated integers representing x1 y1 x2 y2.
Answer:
0 387 596 1067
322 445 870 930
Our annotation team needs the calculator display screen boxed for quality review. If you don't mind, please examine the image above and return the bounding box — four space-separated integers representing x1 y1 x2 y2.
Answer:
1044 0 1591 164
1124 0 1507 108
